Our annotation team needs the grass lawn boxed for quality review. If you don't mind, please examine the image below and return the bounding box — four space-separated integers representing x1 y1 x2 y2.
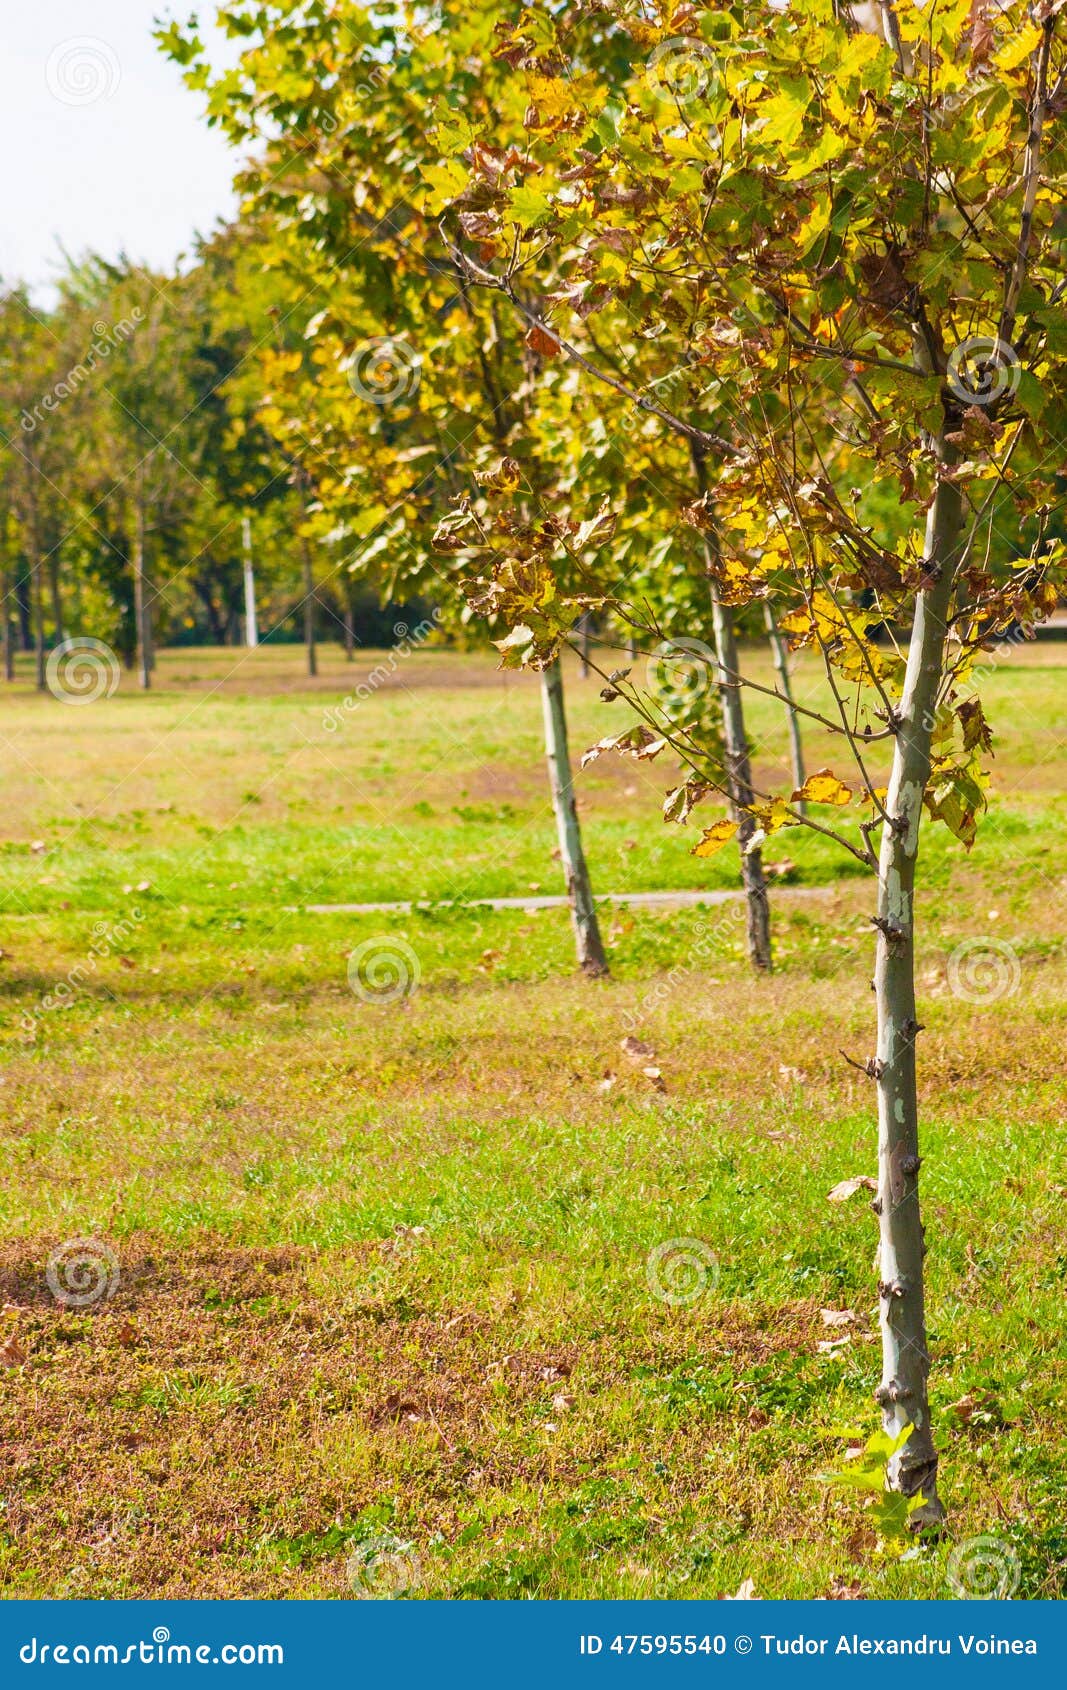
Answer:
0 639 1065 1599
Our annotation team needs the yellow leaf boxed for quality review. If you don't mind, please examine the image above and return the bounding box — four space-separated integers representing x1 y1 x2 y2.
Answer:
793 769 853 806
692 819 738 857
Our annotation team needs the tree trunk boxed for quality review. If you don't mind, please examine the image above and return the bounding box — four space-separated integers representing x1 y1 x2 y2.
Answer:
343 597 355 661
132 502 151 691
691 447 772 971
242 516 259 648
541 658 608 977
300 532 317 678
873 467 963 1529
709 583 772 971
16 567 32 652
48 551 64 645
576 611 592 678
763 600 806 809
2 569 13 680
29 540 46 693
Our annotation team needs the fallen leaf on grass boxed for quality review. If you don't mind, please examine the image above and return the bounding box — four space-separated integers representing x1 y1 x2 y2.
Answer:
827 1176 877 1202
1 1335 27 1368
620 1035 655 1060
643 1066 667 1092
827 1578 865 1600
721 1577 756 1600
946 1390 1005 1428
820 1308 857 1328
765 858 798 881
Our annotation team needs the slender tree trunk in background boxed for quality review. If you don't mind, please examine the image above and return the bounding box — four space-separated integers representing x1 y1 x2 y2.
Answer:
16 568 32 652
872 467 962 1527
300 530 317 678
709 585 772 970
2 570 13 680
342 590 355 661
132 502 151 691
763 601 806 810
48 551 64 645
30 548 46 692
628 628 639 661
691 447 772 970
242 515 259 648
577 611 592 678
541 657 608 977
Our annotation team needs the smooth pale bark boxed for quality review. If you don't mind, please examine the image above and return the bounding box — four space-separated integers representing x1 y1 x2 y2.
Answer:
132 502 151 691
763 601 806 809
709 582 772 971
242 516 259 648
541 658 608 977
873 463 963 1527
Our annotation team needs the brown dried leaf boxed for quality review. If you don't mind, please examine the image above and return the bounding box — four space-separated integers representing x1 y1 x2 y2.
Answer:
620 1035 656 1061
827 1175 877 1203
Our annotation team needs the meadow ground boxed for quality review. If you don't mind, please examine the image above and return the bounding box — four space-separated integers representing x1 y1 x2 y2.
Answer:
0 639 1065 1601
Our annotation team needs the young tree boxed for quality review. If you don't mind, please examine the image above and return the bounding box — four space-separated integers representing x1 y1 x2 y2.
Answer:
431 0 1066 1520
166 6 619 975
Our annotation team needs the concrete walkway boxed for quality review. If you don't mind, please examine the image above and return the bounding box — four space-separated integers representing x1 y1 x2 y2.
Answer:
301 886 834 915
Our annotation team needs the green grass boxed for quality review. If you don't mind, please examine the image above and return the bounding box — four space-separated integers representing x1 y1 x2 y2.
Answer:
0 641 1065 1599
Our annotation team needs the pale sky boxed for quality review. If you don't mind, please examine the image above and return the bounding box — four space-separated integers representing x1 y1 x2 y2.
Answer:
0 0 241 300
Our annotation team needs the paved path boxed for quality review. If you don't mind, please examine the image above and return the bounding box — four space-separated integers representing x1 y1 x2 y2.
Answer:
301 886 835 915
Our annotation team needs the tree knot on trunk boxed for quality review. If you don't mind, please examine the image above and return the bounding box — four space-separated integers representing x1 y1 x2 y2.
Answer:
902 1017 925 1042
840 1049 885 1080
874 1378 913 1407
871 915 907 947
901 1153 922 1176
878 1277 907 1301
